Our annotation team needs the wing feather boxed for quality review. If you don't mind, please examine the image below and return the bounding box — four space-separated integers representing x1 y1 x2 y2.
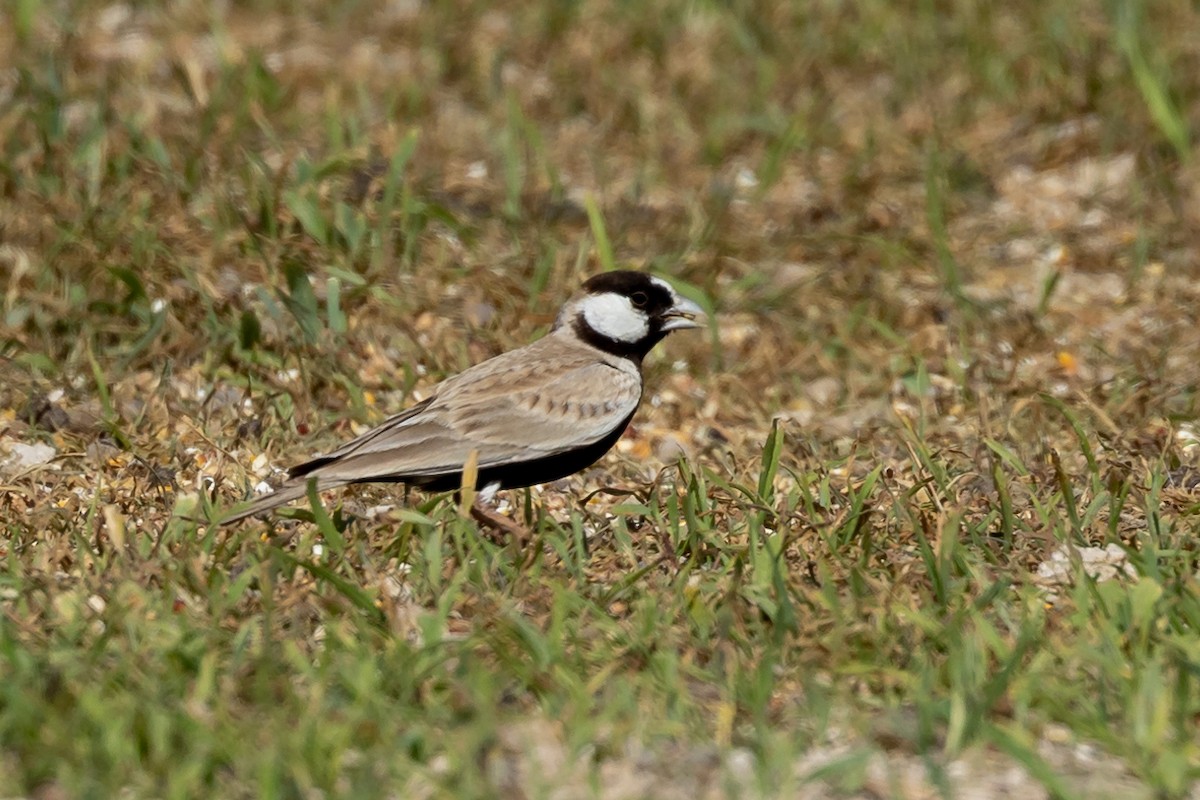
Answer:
291 336 641 485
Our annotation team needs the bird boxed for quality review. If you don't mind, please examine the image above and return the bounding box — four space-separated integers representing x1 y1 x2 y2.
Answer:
219 271 705 525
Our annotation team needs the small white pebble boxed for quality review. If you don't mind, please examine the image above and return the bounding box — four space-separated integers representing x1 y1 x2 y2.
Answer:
364 504 395 518
1177 424 1199 449
726 748 755 782
734 167 758 190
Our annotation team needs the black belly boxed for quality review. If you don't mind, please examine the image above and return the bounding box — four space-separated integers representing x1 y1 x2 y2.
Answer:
353 411 636 493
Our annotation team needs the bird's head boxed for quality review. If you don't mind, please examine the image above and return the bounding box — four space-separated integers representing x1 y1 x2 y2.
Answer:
556 271 706 360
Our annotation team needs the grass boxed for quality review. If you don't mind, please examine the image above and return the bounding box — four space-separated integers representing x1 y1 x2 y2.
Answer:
2 0 1200 797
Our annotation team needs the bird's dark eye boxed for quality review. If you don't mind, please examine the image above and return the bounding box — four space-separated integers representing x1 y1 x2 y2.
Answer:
630 291 649 309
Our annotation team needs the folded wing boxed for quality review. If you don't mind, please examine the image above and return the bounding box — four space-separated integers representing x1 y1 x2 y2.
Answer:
288 355 641 484
219 338 642 524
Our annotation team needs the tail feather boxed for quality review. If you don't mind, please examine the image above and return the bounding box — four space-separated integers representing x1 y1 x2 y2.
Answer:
218 478 342 526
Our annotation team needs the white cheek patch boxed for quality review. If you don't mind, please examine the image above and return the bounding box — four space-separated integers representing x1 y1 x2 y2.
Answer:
582 292 650 343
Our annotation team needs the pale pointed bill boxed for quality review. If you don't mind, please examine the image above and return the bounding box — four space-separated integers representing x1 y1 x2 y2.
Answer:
660 295 705 331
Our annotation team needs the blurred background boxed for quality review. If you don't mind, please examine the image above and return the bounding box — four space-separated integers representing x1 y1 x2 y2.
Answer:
2 1 1199 797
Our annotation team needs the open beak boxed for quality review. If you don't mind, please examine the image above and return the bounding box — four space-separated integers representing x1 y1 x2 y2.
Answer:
660 295 707 331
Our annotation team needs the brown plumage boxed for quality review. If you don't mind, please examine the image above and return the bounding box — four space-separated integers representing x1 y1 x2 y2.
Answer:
220 271 704 524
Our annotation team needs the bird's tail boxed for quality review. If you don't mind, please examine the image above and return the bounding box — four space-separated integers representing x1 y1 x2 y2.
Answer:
217 478 341 526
